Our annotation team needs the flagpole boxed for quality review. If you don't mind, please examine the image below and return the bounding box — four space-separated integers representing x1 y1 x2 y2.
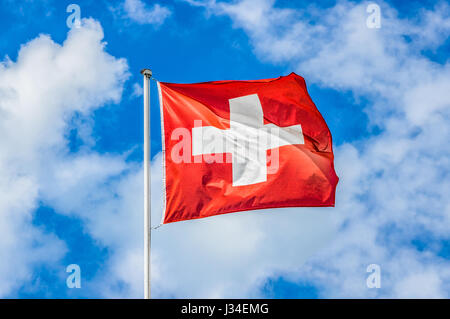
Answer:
141 68 152 299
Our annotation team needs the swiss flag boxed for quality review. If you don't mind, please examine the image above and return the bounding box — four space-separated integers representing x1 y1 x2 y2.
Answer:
157 73 338 224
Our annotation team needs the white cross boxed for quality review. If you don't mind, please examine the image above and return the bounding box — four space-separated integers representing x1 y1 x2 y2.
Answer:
192 94 304 186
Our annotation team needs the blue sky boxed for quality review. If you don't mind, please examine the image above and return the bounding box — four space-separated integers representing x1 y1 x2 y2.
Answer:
0 0 449 298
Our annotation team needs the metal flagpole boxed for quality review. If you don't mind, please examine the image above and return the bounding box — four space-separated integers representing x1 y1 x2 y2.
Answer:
141 68 152 299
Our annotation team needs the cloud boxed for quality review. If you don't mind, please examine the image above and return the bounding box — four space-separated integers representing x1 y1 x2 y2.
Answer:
78 0 450 298
33 140 338 298
2 0 449 299
131 82 143 98
119 0 172 26
130 0 450 297
181 0 450 297
74 154 339 298
1 0 336 299
0 18 129 297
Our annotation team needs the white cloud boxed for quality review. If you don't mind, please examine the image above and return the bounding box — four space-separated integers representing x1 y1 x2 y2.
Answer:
131 82 143 98
0 18 129 297
80 0 450 298
121 0 171 26
152 0 450 298
75 154 339 298
1 0 334 299
2 0 450 299
394 271 444 298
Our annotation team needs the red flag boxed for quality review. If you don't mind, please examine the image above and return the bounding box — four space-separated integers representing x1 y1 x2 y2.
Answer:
157 73 338 224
